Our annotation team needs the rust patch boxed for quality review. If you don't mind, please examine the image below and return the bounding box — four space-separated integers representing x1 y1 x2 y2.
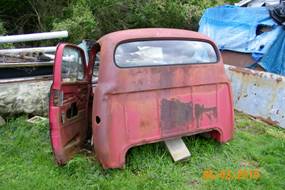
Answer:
254 116 279 126
139 120 154 136
228 66 266 78
160 99 218 131
276 77 283 83
140 120 149 129
160 99 193 132
229 66 255 76
194 104 217 128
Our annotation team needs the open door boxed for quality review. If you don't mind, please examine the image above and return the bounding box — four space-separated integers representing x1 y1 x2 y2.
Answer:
49 43 89 165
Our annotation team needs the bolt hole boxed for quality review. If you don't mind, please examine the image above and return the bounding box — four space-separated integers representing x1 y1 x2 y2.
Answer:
96 116 101 124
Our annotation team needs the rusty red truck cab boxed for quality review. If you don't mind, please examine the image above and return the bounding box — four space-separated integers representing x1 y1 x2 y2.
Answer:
49 28 234 169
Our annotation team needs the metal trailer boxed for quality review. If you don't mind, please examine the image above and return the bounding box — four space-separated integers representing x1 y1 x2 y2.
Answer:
222 51 285 129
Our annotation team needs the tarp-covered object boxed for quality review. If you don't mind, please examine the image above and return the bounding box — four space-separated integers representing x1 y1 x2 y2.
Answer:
259 30 285 75
199 5 282 54
235 0 280 7
270 2 285 25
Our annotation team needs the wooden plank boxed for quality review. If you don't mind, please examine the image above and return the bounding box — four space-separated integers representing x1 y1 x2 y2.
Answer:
164 138 191 162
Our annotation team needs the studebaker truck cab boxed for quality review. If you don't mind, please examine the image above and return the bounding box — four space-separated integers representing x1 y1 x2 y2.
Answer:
49 28 234 169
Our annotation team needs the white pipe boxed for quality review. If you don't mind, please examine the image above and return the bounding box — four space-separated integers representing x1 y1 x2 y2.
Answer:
0 61 53 68
43 53 55 59
0 31 68 43
0 46 57 54
44 53 77 62
0 75 52 84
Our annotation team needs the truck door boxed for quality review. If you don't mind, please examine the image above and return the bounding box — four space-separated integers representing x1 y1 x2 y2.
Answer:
49 43 89 165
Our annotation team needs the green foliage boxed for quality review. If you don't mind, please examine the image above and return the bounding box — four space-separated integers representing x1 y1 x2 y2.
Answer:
90 0 190 35
90 0 238 37
0 21 6 35
0 0 68 34
0 113 284 189
0 0 240 44
0 20 13 48
53 0 99 43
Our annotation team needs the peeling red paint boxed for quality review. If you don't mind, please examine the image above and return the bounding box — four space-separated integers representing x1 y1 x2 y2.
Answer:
160 99 193 134
194 104 217 128
50 29 235 169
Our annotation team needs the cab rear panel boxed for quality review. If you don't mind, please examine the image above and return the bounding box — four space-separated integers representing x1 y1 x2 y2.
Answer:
92 29 234 168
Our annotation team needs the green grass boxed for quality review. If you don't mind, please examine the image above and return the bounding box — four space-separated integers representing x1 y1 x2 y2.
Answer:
0 112 285 190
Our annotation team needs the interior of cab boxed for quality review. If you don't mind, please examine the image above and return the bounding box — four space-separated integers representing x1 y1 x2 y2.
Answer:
92 52 100 85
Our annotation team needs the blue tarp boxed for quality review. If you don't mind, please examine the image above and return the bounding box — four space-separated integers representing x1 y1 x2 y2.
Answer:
198 5 282 54
199 5 285 76
259 31 285 75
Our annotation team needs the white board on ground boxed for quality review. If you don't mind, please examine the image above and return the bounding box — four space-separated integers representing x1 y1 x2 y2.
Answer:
164 138 191 162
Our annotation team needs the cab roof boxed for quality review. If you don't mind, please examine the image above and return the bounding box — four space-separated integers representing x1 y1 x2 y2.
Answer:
98 28 215 45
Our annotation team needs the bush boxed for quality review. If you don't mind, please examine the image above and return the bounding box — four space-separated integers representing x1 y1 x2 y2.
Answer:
90 0 190 35
88 0 239 38
0 21 6 35
53 0 99 43
0 20 13 48
0 0 239 44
